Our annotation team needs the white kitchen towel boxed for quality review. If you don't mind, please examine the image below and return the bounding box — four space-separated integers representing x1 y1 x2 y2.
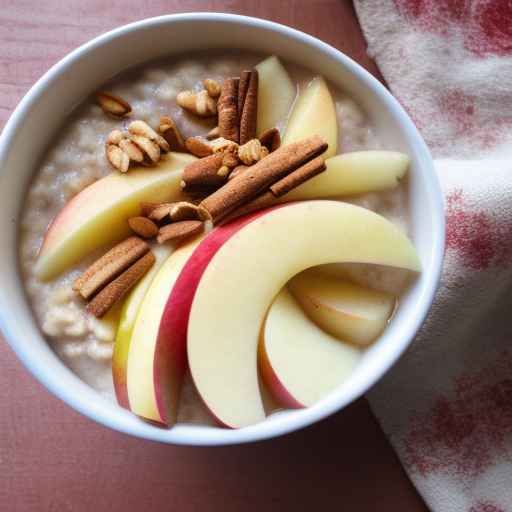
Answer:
354 1 512 510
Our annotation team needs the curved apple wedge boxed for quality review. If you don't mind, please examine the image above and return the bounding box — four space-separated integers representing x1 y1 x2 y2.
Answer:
255 56 296 135
126 238 202 425
281 151 409 202
288 269 395 346
112 245 173 409
35 152 196 280
260 288 360 408
283 76 338 158
188 201 421 428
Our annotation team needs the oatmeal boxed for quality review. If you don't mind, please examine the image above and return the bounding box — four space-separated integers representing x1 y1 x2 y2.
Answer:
19 51 412 426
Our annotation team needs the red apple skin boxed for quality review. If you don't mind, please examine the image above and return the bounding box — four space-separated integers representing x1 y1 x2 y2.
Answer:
258 341 305 409
153 206 284 426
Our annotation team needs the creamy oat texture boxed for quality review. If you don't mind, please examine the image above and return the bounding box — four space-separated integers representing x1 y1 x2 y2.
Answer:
19 52 407 423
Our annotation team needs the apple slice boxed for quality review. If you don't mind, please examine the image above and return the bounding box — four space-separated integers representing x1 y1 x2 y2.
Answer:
153 209 278 424
255 56 296 135
112 244 173 408
125 238 201 424
288 269 395 346
188 200 421 428
281 151 409 202
35 152 196 280
260 288 360 408
283 76 337 158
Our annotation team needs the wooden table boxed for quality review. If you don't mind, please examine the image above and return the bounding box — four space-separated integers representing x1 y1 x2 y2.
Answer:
0 2 427 510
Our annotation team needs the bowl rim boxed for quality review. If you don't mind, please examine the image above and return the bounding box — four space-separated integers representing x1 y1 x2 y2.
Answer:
0 12 445 445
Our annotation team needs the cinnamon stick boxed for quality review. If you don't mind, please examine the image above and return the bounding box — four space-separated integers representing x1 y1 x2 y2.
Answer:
182 153 226 189
218 78 240 143
270 156 326 197
199 135 328 222
86 251 155 317
239 70 258 144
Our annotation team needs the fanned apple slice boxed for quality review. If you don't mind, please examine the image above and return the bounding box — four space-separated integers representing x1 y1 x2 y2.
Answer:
281 151 409 202
260 288 360 408
35 152 196 280
188 201 421 428
112 244 173 409
283 76 337 158
255 56 296 135
126 238 202 425
288 269 395 346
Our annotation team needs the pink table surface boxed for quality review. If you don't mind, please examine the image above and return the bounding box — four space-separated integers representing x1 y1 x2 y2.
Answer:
0 2 427 510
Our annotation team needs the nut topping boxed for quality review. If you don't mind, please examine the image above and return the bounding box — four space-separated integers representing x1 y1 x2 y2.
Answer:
259 128 281 152
106 144 130 173
238 139 268 166
158 116 185 151
128 120 170 153
169 202 202 222
203 78 222 98
95 92 132 117
177 90 217 117
157 220 204 244
185 137 214 158
128 216 159 238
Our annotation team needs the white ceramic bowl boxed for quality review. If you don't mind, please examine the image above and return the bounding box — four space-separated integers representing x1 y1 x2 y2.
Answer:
0 13 444 445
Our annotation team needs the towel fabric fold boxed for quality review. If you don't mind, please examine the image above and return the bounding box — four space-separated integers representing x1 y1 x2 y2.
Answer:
354 1 512 509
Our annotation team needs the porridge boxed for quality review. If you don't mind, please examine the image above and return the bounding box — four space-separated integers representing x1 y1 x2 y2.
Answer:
19 51 416 427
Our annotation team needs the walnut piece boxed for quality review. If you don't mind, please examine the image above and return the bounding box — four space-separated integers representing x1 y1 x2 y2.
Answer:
177 90 217 117
238 139 269 165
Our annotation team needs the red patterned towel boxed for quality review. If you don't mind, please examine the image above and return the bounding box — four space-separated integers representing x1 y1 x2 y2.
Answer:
354 1 512 509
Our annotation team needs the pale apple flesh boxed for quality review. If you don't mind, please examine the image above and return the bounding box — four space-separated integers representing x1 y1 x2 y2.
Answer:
188 201 421 428
288 269 396 346
260 288 361 408
112 245 173 408
281 151 409 202
283 76 338 158
126 238 202 424
153 208 279 425
35 152 196 281
255 56 296 136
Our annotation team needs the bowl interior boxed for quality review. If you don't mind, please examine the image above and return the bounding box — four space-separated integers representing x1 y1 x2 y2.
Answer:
0 14 443 445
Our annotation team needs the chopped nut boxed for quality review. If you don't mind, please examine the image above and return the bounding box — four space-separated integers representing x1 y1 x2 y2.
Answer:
107 129 125 145
128 120 170 152
238 139 268 165
118 138 145 163
169 201 202 222
209 137 238 154
203 78 222 98
206 126 220 139
128 216 159 238
148 203 174 222
259 128 281 152
222 151 239 169
95 92 132 117
158 116 184 151
140 201 163 217
185 136 214 158
129 135 161 164
157 220 204 244
177 90 217 117
106 144 130 173
217 165 231 177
